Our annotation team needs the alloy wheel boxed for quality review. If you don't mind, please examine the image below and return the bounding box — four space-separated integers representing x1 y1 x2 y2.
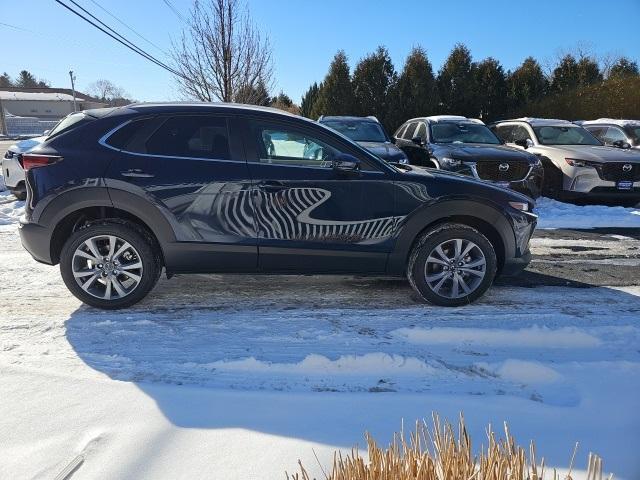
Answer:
423 238 486 299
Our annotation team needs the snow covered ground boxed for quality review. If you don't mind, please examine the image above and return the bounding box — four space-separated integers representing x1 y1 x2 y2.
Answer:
0 188 639 479
535 197 640 229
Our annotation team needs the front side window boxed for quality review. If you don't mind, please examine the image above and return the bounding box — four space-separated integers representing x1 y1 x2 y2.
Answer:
322 120 388 143
603 126 628 144
402 122 418 140
533 126 601 146
255 126 341 168
415 123 427 141
430 122 501 145
511 125 532 142
394 123 408 139
145 115 230 159
494 125 514 142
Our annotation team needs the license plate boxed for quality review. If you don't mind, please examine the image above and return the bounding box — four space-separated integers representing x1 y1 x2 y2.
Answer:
617 180 634 190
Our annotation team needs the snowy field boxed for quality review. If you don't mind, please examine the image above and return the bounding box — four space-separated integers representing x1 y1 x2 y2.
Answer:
1 183 639 479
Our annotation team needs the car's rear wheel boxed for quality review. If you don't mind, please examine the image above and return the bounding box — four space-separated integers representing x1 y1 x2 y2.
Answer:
407 223 497 306
60 222 161 309
10 182 27 201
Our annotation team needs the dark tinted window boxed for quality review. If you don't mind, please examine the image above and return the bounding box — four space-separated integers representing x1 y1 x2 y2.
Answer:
494 125 513 142
511 125 532 142
403 122 418 139
430 122 501 144
104 118 153 149
322 120 387 142
145 115 230 159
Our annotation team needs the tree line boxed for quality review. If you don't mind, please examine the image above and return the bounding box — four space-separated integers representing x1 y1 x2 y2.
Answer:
299 45 640 132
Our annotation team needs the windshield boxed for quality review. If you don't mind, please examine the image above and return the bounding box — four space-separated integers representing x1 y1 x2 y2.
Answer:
322 120 388 143
47 112 89 138
533 126 601 146
430 122 501 144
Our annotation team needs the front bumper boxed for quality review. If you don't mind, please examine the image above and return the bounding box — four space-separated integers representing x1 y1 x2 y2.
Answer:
19 216 55 265
501 249 532 276
565 164 640 196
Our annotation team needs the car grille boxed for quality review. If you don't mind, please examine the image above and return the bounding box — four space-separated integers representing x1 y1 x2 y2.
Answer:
596 162 640 181
475 161 530 182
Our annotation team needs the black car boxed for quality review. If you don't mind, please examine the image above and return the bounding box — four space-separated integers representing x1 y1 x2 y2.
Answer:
19 103 536 309
318 115 408 164
394 116 544 198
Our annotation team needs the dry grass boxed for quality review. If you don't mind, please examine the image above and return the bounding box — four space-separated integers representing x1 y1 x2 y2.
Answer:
287 413 611 480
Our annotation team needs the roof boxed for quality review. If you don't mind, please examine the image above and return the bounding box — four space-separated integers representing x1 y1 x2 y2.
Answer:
0 91 78 101
405 115 485 125
506 117 576 127
0 86 101 102
126 101 307 119
319 115 380 123
582 118 640 127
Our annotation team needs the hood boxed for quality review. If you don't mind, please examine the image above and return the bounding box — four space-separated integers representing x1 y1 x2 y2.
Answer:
538 144 640 163
433 143 537 163
9 136 47 154
357 141 408 162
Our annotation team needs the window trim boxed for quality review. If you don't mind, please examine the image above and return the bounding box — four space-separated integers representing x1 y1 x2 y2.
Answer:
98 114 241 163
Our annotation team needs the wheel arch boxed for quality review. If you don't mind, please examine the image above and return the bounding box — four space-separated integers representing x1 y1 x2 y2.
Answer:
387 200 515 276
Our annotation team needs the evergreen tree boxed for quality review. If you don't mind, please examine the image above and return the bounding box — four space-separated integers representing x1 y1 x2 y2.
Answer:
609 57 639 79
16 70 39 88
351 46 397 129
300 82 320 118
392 46 438 127
437 44 478 117
551 55 580 93
576 56 602 88
0 72 12 88
313 51 354 117
234 78 271 105
475 57 507 121
506 57 547 114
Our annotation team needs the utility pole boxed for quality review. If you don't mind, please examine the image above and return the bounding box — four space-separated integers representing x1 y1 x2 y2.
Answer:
69 70 77 112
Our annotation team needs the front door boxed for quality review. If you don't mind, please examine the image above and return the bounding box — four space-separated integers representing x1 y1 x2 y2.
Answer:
243 117 400 273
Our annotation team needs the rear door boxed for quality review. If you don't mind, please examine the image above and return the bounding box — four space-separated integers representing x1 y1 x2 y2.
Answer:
242 117 400 273
104 113 257 272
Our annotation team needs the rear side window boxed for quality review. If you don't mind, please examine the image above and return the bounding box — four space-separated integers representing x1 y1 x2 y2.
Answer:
145 115 230 160
104 118 154 149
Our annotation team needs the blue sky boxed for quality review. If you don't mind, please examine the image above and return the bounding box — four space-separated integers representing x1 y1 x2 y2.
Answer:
1 0 639 102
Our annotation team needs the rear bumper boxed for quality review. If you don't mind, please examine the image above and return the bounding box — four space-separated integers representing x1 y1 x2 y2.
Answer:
18 217 54 265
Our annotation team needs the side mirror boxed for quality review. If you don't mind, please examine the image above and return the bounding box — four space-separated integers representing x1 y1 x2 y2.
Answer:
612 140 631 149
411 136 423 146
514 138 532 149
332 153 360 172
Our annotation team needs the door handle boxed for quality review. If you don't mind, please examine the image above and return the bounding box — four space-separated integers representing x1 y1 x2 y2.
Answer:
121 169 155 178
257 181 286 192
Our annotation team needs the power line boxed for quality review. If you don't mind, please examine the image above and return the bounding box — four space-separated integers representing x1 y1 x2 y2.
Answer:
53 0 185 80
162 0 187 23
86 0 168 55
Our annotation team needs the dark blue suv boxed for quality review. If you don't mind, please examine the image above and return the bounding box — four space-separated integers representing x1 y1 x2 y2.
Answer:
19 103 536 309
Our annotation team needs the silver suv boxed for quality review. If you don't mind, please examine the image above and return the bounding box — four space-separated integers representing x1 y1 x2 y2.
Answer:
580 119 640 150
490 118 640 202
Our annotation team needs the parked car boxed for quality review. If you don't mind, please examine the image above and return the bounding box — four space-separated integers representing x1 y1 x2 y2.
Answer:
318 115 408 164
490 118 640 202
2 136 46 200
580 119 640 150
19 103 536 309
393 116 544 198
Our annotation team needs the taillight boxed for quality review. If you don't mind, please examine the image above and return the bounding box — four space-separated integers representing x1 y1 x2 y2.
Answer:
20 154 62 171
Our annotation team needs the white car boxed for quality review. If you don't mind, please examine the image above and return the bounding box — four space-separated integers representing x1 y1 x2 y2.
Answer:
2 136 46 200
490 118 640 203
580 119 640 150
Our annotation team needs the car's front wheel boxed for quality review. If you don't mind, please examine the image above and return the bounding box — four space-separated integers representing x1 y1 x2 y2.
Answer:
407 223 497 306
60 221 161 309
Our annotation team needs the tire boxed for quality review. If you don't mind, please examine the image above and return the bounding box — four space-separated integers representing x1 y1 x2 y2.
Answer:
11 190 27 201
60 221 161 309
541 160 563 199
407 223 497 307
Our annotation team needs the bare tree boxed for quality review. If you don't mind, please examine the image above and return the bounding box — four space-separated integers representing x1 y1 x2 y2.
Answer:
171 0 274 104
88 79 132 106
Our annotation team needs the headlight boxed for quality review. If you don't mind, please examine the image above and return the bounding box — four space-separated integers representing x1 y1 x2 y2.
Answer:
441 156 461 167
398 155 409 165
565 158 591 167
509 201 530 211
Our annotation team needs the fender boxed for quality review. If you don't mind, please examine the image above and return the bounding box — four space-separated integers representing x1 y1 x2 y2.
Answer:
386 198 516 275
